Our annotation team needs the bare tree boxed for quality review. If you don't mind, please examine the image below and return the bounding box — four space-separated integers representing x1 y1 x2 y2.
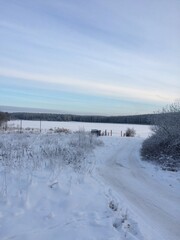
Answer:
151 100 180 138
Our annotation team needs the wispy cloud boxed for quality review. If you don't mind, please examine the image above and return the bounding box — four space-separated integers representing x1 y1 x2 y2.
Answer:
0 0 179 114
0 68 177 103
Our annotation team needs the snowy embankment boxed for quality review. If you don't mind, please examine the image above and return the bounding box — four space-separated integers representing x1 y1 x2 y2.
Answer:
0 128 180 240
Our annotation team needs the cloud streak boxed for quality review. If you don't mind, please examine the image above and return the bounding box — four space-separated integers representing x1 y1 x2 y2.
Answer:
0 0 179 114
0 68 177 103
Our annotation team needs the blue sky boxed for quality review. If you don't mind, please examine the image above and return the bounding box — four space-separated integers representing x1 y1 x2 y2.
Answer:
0 0 179 115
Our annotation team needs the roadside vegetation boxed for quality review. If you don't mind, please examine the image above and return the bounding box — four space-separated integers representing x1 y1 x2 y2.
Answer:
141 100 180 171
0 130 102 202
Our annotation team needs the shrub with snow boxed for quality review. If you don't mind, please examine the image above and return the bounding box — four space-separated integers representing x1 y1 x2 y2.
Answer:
0 131 103 201
125 128 136 137
0 131 101 172
141 100 180 170
54 127 71 134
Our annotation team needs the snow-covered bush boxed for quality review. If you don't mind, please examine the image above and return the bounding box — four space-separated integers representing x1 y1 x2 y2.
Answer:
0 131 102 201
0 131 102 174
125 128 136 137
70 129 102 149
54 127 71 134
141 100 180 170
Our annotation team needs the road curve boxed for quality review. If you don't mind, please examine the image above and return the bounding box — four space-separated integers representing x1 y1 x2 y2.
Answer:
99 138 180 240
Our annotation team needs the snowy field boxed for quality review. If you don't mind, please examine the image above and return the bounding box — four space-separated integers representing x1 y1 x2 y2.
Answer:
8 120 152 138
0 126 180 240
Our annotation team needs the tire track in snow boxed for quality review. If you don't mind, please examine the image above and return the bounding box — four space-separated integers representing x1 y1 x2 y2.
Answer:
99 138 180 240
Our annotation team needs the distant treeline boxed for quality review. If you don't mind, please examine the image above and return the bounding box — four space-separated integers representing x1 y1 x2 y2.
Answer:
9 112 155 125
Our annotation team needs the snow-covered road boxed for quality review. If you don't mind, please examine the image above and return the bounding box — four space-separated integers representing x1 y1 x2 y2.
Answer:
99 138 180 240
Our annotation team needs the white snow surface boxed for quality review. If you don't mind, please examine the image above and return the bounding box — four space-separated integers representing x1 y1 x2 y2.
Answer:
97 137 180 240
0 130 180 240
8 120 152 138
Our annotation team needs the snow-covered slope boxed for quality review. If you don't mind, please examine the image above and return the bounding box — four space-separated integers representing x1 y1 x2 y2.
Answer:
0 132 179 240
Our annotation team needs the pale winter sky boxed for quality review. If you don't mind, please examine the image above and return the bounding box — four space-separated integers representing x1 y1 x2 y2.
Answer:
0 0 179 115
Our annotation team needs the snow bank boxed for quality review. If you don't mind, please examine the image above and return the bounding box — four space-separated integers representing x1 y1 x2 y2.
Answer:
1 131 178 240
0 132 145 240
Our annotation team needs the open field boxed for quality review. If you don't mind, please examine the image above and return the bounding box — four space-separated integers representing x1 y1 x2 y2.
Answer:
7 120 152 138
